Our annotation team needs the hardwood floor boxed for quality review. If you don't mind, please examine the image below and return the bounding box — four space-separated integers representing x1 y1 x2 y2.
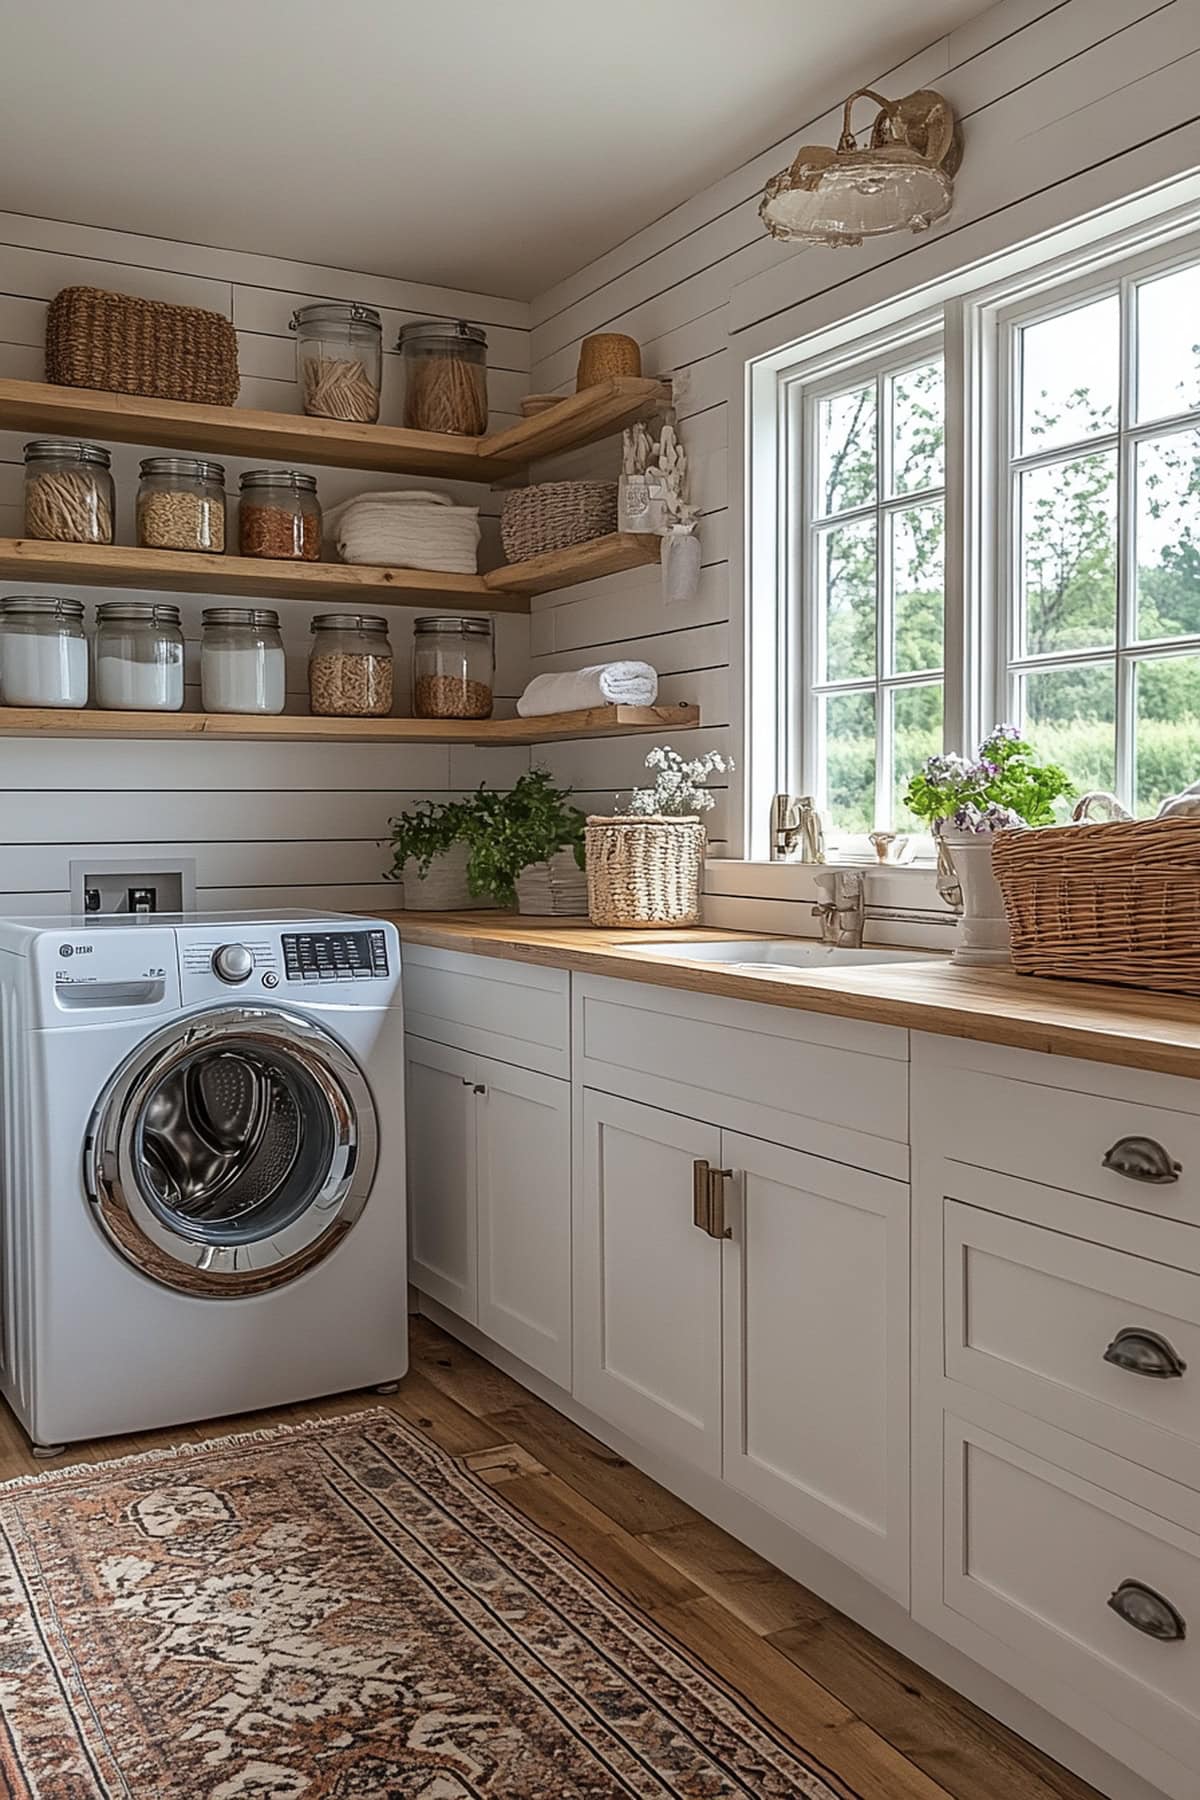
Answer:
0 1313 1104 1800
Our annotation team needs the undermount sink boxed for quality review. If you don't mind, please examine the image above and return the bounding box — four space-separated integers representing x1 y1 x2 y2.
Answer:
622 939 939 972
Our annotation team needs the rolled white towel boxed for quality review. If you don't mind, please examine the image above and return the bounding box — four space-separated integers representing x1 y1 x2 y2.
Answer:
516 663 659 718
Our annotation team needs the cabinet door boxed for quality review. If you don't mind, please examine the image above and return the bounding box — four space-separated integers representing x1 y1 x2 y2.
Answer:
405 1038 478 1322
475 1057 572 1388
722 1131 909 1599
576 1089 723 1475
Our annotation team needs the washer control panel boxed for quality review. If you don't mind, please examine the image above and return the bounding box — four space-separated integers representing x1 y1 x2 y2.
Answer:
282 928 390 983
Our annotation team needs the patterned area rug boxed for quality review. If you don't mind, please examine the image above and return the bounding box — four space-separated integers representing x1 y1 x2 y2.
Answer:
0 1408 847 1799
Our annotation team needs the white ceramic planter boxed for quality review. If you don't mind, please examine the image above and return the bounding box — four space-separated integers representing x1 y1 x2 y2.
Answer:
938 827 1011 966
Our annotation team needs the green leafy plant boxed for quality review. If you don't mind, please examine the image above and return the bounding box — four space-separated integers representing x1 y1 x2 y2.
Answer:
904 724 1074 833
460 768 586 907
385 797 469 882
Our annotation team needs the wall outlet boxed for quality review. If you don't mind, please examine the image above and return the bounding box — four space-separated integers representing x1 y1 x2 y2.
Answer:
69 856 197 917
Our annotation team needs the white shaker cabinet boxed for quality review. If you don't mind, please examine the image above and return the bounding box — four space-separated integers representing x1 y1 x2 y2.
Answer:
406 1038 478 1323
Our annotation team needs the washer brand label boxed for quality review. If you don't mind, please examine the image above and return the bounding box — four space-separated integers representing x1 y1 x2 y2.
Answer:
58 943 93 956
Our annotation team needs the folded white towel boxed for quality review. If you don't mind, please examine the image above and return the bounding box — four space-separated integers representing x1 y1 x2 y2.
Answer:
516 662 659 718
324 489 480 574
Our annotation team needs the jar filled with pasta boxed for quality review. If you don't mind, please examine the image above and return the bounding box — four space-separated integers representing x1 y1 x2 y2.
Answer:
398 321 488 435
412 614 494 719
290 302 382 423
238 470 321 560
24 440 114 544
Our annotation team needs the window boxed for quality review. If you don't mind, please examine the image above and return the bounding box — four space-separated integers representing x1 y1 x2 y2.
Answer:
756 212 1200 853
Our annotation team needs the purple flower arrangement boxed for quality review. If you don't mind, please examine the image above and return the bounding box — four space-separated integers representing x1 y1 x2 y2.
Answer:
904 726 1073 834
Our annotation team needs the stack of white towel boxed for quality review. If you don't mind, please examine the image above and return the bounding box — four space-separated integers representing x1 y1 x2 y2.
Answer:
516 662 659 718
325 489 481 574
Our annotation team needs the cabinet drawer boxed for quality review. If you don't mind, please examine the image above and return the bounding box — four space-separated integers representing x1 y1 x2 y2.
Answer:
934 1062 1200 1225
402 945 569 1077
945 1201 1200 1489
943 1415 1200 1782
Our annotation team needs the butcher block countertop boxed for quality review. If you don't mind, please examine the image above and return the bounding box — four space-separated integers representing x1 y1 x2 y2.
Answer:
381 910 1200 1082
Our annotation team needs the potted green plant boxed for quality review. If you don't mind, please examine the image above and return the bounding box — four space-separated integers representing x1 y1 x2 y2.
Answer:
904 725 1073 963
586 746 730 927
460 769 587 914
384 797 492 910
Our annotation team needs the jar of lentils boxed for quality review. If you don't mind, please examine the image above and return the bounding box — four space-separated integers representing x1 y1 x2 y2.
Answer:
291 302 382 423
238 470 321 561
137 456 226 554
24 440 114 544
412 614 494 719
309 613 393 716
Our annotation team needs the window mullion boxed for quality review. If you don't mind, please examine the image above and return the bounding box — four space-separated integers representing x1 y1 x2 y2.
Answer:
876 369 891 831
1115 272 1137 808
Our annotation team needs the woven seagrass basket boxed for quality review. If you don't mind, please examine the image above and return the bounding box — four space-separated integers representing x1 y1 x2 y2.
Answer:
991 816 1200 995
45 285 240 405
585 816 706 928
500 481 617 563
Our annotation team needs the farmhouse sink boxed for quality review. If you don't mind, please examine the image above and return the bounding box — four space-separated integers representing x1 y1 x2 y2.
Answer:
622 939 939 971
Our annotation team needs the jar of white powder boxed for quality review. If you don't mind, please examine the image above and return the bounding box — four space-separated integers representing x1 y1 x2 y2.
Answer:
94 601 185 712
200 607 286 715
0 596 89 707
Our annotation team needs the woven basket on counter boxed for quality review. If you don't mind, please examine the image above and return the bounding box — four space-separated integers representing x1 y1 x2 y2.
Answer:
500 481 617 564
45 285 240 405
991 815 1200 995
585 816 706 928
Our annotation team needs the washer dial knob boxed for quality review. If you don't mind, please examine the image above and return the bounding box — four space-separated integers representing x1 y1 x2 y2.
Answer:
212 942 254 984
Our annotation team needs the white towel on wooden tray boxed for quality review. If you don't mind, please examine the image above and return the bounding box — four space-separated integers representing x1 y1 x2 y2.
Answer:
324 489 481 574
516 662 658 718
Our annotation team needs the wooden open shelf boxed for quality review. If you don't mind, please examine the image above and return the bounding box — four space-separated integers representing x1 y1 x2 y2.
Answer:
0 532 660 612
0 703 700 746
0 376 672 480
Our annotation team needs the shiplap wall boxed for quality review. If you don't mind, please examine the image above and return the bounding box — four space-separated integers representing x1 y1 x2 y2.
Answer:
0 217 534 913
524 0 1200 928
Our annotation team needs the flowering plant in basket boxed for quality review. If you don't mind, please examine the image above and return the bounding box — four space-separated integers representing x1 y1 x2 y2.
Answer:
623 746 731 816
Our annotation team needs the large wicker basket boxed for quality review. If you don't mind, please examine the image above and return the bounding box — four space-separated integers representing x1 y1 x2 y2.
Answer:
500 481 617 563
991 816 1200 995
585 816 706 928
45 285 240 405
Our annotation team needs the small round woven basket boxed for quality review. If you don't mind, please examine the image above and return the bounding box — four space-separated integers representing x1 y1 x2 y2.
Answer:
500 481 617 563
585 816 706 928
576 333 642 388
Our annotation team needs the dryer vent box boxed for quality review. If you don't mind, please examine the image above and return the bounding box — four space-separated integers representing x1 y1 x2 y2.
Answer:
69 857 197 918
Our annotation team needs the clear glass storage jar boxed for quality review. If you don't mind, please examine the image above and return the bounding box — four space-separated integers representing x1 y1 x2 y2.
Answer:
308 613 393 717
290 302 382 423
201 607 286 715
238 470 321 561
412 614 494 719
0 596 89 708
95 601 185 712
398 320 488 436
137 456 226 553
23 439 114 544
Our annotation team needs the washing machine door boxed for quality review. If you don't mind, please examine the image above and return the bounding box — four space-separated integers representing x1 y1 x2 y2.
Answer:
85 1006 378 1297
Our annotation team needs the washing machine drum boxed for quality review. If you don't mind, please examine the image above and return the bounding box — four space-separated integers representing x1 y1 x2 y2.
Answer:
86 1007 378 1296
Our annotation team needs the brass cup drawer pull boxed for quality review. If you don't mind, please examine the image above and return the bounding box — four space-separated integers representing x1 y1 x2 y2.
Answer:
1103 1327 1187 1380
1107 1579 1187 1642
692 1159 732 1240
1102 1136 1182 1185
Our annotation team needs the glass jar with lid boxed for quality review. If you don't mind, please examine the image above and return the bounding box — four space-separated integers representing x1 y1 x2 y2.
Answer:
137 456 226 553
95 602 185 712
0 597 89 708
412 615 494 719
398 321 488 436
238 470 321 561
23 440 114 544
308 613 393 717
290 302 383 423
201 608 286 715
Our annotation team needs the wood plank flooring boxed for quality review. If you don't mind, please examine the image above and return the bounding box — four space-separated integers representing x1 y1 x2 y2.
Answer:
0 1313 1104 1800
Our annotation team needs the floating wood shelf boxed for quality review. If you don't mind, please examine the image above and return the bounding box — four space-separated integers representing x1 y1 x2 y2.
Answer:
0 532 660 612
0 376 671 480
0 703 700 746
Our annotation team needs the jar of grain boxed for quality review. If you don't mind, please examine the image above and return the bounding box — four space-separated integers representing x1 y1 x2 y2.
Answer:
201 608 287 715
308 613 393 716
24 440 114 544
238 470 321 561
290 302 382 423
137 456 226 554
412 615 494 720
398 321 488 436
95 602 185 712
0 597 89 708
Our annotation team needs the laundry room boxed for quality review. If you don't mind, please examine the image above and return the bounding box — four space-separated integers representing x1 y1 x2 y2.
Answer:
0 4 1198 1798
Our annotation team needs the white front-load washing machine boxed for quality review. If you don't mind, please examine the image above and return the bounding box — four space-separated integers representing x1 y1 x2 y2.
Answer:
0 910 407 1452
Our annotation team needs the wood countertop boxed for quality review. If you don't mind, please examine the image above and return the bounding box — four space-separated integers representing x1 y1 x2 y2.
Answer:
381 910 1200 1082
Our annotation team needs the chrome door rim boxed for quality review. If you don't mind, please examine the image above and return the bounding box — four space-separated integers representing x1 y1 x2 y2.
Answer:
85 1006 377 1296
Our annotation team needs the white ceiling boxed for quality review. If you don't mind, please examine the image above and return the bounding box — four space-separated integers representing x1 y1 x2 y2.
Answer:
0 0 990 300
